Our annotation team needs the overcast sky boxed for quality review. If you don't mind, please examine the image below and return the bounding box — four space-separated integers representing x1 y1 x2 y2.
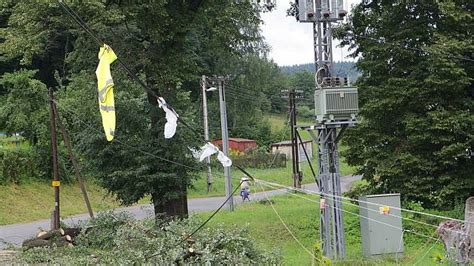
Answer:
261 0 361 66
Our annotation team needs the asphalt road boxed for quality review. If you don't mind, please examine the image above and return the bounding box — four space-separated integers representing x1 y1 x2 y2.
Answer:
0 175 361 249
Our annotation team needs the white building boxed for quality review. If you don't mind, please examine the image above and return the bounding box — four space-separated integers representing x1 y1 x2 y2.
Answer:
270 140 313 162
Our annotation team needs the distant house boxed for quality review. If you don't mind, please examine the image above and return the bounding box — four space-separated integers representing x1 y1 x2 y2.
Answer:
270 140 313 161
211 138 257 153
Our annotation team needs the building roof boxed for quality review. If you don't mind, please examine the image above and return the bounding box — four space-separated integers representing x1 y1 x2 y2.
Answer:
271 140 312 146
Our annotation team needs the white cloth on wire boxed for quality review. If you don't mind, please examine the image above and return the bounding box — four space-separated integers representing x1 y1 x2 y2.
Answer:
217 151 232 167
199 142 218 161
199 142 232 167
157 97 178 139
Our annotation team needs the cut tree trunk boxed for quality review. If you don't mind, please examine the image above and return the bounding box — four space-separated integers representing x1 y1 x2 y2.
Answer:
63 228 81 238
22 239 49 249
36 229 64 240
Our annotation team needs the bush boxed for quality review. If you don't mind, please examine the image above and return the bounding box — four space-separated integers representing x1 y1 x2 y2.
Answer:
0 145 76 184
229 149 286 169
0 149 43 184
342 179 375 200
298 106 315 119
17 211 281 264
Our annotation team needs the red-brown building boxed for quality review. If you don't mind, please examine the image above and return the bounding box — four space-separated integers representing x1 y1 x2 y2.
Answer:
211 138 257 153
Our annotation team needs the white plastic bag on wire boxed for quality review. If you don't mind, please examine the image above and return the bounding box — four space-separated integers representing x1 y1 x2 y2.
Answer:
199 142 232 167
157 97 178 139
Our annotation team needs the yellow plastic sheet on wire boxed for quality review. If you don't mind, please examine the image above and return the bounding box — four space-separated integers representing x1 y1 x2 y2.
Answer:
95 44 117 141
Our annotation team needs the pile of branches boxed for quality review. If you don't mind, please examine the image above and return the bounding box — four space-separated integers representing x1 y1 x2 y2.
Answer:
16 211 281 264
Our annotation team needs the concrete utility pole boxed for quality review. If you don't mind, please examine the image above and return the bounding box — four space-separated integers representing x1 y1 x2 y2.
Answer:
201 75 213 193
216 76 234 211
48 88 60 230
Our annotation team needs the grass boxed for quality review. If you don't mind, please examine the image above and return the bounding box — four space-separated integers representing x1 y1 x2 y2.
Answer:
0 114 357 225
188 157 355 198
0 135 29 151
0 180 120 225
199 194 447 265
0 153 355 225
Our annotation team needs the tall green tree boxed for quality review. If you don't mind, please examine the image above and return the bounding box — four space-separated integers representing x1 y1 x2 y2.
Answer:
337 0 473 207
0 1 268 218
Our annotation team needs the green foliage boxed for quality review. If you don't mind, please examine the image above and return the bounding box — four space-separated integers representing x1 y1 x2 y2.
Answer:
0 149 42 184
0 70 49 145
76 211 134 249
338 0 474 208
229 149 287 169
280 62 360 84
343 179 375 200
17 211 281 265
313 241 332 265
298 105 315 119
0 1 279 216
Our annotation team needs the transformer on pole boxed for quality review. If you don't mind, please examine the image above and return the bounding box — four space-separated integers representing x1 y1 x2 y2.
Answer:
295 0 358 259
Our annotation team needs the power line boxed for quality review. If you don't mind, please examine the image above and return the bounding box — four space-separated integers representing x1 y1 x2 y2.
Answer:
256 180 442 242
256 181 318 261
53 100 203 172
57 0 267 191
58 0 197 136
347 33 474 63
256 178 472 225
146 180 245 261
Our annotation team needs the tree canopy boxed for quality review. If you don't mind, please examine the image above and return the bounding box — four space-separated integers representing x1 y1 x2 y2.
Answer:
0 1 282 218
338 0 473 208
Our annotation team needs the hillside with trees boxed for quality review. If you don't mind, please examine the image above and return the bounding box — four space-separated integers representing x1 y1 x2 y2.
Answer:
280 61 360 84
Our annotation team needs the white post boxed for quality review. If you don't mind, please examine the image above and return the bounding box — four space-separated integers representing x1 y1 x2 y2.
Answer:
202 75 213 193
218 77 234 211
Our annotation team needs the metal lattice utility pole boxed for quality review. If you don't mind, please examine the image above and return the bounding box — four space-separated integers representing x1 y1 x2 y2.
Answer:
216 76 234 211
201 75 213 193
48 88 60 230
296 0 352 260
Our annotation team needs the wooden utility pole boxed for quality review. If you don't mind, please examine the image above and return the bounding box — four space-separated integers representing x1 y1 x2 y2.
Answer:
53 103 94 218
282 89 304 188
48 88 60 230
291 89 304 188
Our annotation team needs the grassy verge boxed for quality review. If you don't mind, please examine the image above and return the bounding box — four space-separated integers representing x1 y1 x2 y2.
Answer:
0 115 357 225
199 194 446 265
188 158 355 198
0 154 355 225
0 181 119 225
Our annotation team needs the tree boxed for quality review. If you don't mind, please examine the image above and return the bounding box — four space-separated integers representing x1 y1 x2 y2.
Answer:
0 70 48 145
0 1 268 218
337 0 473 208
288 70 315 108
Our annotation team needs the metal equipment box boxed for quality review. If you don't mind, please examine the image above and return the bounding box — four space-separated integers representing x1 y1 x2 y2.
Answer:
359 194 404 257
298 0 316 22
314 87 358 123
